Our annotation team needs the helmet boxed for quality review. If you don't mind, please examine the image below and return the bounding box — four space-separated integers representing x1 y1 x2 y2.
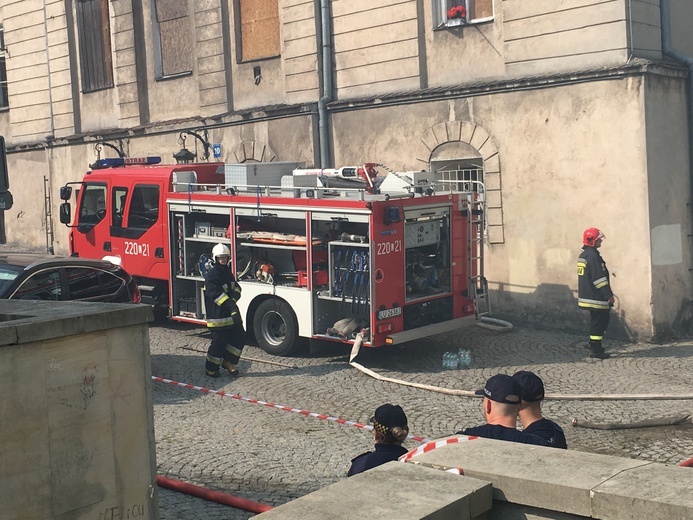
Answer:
212 243 230 259
583 228 605 246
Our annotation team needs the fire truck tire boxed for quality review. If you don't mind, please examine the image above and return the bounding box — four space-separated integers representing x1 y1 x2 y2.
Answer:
253 299 299 356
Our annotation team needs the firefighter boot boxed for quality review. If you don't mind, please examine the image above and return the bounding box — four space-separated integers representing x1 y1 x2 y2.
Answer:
588 341 610 360
222 360 239 376
205 369 221 378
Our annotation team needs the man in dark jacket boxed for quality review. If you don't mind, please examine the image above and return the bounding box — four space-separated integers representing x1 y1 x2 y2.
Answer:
577 228 614 359
204 243 246 377
512 371 567 449
455 374 549 447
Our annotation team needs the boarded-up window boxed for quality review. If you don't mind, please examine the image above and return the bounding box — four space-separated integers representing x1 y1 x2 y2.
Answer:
433 0 494 28
154 0 193 77
0 26 8 109
76 0 114 92
238 0 280 62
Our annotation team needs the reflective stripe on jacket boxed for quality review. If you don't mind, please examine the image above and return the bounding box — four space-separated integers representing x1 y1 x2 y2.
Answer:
577 246 613 310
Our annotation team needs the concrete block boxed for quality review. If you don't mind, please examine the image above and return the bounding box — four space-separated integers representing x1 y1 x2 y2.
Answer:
0 300 157 519
0 301 152 345
406 436 650 517
258 461 492 519
592 463 693 520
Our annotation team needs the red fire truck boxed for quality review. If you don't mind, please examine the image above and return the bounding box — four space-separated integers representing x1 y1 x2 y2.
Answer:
59 157 487 355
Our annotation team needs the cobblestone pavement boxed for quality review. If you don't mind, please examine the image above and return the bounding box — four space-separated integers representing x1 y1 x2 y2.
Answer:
151 321 693 519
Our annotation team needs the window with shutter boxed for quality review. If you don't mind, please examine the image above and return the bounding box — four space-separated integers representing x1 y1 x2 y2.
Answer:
75 0 114 92
153 0 193 78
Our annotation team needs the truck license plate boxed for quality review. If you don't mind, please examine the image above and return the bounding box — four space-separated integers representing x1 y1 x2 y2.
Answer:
377 307 402 320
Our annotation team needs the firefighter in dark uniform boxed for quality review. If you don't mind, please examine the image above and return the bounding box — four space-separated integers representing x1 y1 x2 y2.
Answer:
577 228 614 359
204 243 246 377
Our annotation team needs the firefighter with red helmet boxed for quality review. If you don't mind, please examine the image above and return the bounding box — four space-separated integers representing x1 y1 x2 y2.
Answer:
577 228 614 359
203 243 246 377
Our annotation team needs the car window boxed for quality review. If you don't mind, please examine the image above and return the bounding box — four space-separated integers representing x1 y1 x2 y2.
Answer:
98 269 128 301
64 267 103 300
0 266 20 297
12 270 62 301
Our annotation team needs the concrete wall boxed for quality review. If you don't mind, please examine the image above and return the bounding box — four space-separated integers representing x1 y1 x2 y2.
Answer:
331 71 669 338
0 300 157 520
670 0 693 57
644 72 693 337
630 0 663 60
262 436 693 519
2 0 60 142
503 0 629 76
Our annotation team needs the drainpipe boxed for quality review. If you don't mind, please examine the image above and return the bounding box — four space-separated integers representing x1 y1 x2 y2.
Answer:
625 0 634 60
317 0 333 168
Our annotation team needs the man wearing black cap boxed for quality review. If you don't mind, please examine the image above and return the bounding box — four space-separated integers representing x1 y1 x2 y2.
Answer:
348 404 410 476
512 371 567 449
456 374 548 446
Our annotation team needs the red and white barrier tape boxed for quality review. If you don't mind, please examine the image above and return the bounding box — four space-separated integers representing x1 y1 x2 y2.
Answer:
399 435 477 463
152 376 430 443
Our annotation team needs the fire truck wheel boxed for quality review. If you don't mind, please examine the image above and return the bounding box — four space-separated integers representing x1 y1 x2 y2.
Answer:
253 299 298 356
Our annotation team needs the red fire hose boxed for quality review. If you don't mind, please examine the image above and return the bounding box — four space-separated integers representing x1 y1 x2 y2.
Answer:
680 457 693 468
156 475 273 513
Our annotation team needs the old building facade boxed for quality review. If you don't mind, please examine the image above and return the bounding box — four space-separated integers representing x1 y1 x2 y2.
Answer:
0 0 692 339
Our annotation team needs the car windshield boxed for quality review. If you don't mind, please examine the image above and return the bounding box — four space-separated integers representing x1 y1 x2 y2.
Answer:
0 265 22 297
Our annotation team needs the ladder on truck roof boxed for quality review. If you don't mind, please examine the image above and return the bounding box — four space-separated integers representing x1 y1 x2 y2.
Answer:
465 185 489 318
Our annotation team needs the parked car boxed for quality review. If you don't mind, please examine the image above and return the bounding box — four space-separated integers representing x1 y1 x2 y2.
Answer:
0 253 141 303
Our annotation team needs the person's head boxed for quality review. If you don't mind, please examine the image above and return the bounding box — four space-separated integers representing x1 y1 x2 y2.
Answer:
212 243 230 265
583 227 605 248
372 404 409 445
475 374 522 422
512 370 545 413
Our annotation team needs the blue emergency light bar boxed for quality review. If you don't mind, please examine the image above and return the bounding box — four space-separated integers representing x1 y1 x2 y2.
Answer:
91 156 162 169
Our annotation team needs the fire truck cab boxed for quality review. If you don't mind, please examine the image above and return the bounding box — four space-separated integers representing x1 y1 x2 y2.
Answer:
60 158 487 356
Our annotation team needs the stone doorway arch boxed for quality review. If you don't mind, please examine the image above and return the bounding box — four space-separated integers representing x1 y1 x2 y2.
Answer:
415 121 504 244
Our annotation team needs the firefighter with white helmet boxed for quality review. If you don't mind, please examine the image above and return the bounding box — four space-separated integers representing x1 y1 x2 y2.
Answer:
203 243 246 377
577 228 614 359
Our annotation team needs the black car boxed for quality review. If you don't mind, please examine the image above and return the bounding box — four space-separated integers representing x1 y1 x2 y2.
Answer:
0 253 141 303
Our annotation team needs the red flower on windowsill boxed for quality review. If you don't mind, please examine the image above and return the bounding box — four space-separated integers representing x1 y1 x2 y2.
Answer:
447 5 467 20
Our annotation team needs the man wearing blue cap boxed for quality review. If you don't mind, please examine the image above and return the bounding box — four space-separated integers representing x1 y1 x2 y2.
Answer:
512 371 567 449
456 374 548 446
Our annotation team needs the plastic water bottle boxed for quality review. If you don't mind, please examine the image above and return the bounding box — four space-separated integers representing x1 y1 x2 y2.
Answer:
451 351 460 370
458 348 471 369
442 352 450 369
463 349 472 368
442 351 456 370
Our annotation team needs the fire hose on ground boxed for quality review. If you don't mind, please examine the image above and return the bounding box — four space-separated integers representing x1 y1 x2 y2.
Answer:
156 475 273 513
571 415 692 430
